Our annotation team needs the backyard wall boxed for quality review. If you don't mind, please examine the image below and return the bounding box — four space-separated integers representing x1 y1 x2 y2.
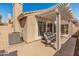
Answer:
72 24 78 34
0 25 9 50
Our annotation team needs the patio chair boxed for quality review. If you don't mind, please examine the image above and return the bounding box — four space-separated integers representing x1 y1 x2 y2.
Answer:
41 32 56 47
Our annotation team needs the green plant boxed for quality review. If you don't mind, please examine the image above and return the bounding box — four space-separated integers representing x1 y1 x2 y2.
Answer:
0 15 2 22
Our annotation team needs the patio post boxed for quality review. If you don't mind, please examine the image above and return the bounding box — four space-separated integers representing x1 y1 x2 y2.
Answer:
46 21 48 32
69 20 72 37
55 8 61 51
52 23 54 34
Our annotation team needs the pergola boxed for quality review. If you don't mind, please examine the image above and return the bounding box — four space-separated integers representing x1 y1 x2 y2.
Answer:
36 3 74 51
17 3 76 51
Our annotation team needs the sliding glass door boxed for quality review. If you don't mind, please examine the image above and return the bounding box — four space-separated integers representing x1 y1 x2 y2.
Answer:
38 20 55 36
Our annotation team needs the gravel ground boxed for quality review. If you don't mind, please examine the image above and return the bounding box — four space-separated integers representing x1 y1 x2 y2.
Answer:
54 37 77 56
74 31 79 56
54 30 79 56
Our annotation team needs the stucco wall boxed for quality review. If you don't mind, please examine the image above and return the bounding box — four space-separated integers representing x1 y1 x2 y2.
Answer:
23 15 38 43
0 26 9 50
61 20 69 25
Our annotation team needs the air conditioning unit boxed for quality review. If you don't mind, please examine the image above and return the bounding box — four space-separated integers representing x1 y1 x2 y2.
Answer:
9 32 23 45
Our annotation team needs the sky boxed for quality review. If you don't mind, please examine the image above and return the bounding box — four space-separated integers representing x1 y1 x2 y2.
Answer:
0 3 79 22
70 3 79 20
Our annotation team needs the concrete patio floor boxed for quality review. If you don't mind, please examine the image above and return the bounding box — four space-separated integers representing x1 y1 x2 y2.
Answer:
6 40 56 56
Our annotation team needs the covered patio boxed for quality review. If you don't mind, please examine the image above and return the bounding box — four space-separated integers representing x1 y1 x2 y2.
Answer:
17 3 78 52
35 3 76 51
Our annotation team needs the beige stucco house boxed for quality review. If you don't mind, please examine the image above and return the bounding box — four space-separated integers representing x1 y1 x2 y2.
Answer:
17 3 79 50
0 3 79 56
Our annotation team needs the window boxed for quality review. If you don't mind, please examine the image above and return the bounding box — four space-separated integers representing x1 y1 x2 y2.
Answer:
54 24 56 33
61 24 68 34
38 20 54 36
19 17 26 28
47 23 52 32
38 21 46 36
